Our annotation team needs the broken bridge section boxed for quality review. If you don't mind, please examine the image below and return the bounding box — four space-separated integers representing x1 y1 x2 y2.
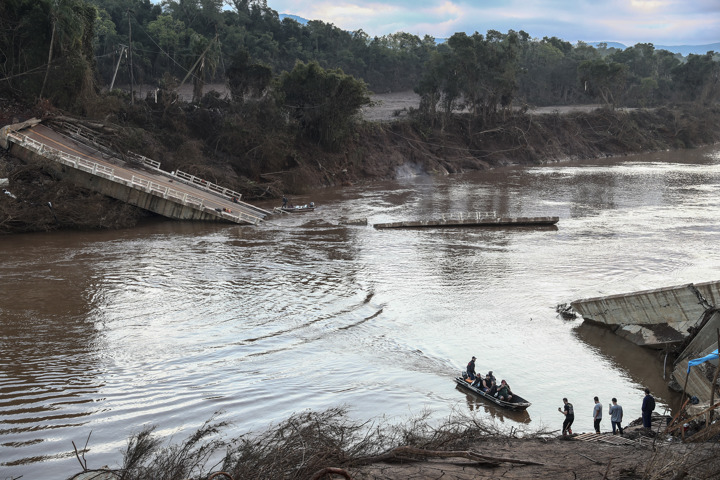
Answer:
1 120 271 225
572 280 720 406
571 281 720 349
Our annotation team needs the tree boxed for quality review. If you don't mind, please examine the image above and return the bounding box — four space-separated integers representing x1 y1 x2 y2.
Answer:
40 0 93 100
186 32 219 103
671 53 720 105
146 13 185 75
226 48 272 101
578 58 627 108
279 61 371 149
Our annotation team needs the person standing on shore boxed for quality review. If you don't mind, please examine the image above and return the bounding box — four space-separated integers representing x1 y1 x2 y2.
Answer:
642 388 655 430
609 398 624 435
558 398 574 436
593 396 602 433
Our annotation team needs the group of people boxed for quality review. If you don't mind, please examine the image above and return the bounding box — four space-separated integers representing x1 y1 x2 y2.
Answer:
465 356 658 436
558 388 656 436
281 196 315 209
465 356 513 401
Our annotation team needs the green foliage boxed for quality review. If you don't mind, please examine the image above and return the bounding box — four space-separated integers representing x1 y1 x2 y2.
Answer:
279 61 371 149
0 0 98 108
578 58 628 107
2 0 719 118
671 53 720 105
417 30 521 124
226 48 272 101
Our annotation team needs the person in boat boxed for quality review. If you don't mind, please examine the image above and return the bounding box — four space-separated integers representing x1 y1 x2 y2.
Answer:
558 397 574 435
484 371 497 394
282 196 288 207
309 202 315 208
471 373 488 391
496 380 513 401
466 356 477 380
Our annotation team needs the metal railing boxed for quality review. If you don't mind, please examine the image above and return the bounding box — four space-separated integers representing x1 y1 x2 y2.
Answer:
8 132 116 178
130 176 204 208
174 170 242 201
440 211 499 221
7 131 262 224
126 151 161 169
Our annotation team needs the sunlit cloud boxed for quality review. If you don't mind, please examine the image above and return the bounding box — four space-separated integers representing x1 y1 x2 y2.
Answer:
267 0 720 45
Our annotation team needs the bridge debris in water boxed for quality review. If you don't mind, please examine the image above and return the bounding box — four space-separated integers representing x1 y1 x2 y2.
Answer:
373 215 559 229
572 280 720 407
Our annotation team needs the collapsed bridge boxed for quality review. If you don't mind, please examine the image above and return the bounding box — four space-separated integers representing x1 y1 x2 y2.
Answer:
1 119 271 225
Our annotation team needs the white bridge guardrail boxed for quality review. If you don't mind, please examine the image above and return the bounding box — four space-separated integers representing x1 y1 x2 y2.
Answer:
7 131 261 225
174 170 242 201
8 132 116 179
126 151 161 169
126 152 251 207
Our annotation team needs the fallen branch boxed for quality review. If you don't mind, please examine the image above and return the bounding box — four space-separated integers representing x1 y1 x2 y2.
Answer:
665 402 720 434
310 467 353 480
207 472 233 480
601 459 613 480
351 445 543 467
578 453 602 465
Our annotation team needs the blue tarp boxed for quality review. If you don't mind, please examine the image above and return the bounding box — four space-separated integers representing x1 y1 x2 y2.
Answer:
687 349 719 373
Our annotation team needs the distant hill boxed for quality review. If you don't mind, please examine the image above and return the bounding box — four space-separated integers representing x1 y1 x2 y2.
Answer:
279 14 308 25
587 41 720 56
655 43 720 56
278 15 718 56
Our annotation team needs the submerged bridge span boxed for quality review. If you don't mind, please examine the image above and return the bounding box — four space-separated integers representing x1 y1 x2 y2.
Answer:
1 120 271 225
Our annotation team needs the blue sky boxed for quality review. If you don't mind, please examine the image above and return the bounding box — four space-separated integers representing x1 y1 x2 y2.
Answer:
267 0 720 46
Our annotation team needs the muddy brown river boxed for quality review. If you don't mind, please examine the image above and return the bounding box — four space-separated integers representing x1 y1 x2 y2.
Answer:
2 145 720 479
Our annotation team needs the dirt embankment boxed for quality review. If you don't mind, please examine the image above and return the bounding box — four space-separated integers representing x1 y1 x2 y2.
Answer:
303 103 720 188
2 92 720 234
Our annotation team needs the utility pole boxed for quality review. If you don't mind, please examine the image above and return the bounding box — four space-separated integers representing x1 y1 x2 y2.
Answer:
109 44 127 91
127 9 134 104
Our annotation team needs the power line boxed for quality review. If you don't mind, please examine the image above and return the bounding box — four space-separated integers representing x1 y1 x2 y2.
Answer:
127 11 198 83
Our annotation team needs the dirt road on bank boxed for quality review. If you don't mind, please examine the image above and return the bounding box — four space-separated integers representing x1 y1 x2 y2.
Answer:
124 84 605 122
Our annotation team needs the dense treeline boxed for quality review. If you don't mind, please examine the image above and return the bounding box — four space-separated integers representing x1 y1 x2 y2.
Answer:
2 0 720 234
2 0 719 115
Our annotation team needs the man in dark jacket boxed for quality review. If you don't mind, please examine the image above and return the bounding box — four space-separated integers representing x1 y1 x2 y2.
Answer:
559 398 574 436
641 388 655 429
466 356 477 380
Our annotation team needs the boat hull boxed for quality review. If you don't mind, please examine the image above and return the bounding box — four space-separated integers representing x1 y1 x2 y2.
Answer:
454 376 531 410
280 207 315 213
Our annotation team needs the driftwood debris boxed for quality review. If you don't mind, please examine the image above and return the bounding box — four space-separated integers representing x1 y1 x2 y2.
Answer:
309 467 353 480
665 402 720 435
48 115 118 135
352 445 544 467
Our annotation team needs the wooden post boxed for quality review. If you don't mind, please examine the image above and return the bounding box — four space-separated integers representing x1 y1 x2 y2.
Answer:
109 44 127 91
128 10 134 105
708 328 720 427
681 359 690 399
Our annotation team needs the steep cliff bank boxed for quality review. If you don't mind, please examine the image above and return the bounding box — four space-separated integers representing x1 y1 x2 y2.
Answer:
2 101 720 234
310 105 720 187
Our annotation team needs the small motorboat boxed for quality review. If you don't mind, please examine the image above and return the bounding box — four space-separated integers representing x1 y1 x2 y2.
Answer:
280 205 315 213
280 202 315 213
454 373 531 410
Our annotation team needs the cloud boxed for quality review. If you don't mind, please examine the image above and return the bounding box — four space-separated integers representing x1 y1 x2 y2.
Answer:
267 0 720 45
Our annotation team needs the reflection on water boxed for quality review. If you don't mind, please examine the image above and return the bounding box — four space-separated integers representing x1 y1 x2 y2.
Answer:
574 322 684 410
2 145 720 479
457 388 532 424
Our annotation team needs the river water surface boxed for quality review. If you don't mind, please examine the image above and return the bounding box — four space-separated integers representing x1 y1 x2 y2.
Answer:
3 146 720 479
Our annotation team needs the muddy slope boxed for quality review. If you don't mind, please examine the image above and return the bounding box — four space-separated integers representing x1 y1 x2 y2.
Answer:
2 104 720 234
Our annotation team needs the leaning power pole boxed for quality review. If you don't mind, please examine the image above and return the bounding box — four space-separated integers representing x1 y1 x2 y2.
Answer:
109 44 127 91
127 9 134 104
